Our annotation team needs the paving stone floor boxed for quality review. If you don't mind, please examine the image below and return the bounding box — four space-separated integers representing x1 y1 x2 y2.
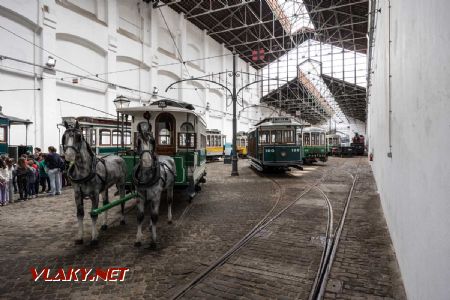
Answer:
0 157 405 299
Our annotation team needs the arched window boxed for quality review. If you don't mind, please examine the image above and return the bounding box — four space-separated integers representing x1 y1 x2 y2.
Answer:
100 129 111 145
178 122 196 148
155 113 176 155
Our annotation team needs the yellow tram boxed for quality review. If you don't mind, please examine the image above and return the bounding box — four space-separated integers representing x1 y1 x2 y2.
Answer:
236 131 248 157
206 129 225 160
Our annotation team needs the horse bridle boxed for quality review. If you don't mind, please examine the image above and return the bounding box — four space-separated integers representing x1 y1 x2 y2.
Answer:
62 128 85 154
63 128 106 187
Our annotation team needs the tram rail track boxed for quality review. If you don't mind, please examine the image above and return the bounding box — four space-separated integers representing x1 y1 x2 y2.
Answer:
170 160 351 300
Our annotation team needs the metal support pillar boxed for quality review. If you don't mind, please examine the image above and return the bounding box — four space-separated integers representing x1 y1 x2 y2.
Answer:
231 52 239 176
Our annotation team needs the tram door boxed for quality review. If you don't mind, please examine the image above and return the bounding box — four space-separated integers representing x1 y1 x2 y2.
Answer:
155 113 176 156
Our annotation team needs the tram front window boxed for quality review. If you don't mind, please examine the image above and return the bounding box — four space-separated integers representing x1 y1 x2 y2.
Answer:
283 130 294 143
178 122 195 148
271 130 283 144
159 129 171 145
124 131 131 145
259 131 270 144
156 113 175 147
303 133 310 146
311 133 319 145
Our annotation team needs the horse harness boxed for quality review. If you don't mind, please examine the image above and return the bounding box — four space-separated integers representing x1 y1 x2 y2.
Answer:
67 142 109 193
132 151 175 188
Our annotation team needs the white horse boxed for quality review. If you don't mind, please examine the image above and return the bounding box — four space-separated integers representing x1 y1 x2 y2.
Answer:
132 121 176 247
62 121 127 245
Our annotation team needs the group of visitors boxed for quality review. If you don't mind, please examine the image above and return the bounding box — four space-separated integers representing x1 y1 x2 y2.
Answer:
0 146 70 206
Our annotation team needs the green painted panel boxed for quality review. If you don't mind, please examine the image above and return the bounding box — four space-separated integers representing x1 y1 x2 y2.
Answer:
173 156 186 184
98 146 130 154
303 146 328 158
263 146 302 162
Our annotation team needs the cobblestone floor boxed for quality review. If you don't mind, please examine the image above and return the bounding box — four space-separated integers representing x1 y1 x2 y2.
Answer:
324 162 407 300
0 157 405 299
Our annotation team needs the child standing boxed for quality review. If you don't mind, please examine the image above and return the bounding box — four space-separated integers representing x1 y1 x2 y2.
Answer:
16 158 29 201
6 159 14 203
0 158 9 206
27 159 38 199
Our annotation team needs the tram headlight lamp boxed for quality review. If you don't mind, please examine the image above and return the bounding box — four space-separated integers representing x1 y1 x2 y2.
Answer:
281 151 287 157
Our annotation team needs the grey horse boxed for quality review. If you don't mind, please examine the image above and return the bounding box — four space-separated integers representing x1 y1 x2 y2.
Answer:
133 121 176 247
62 121 127 245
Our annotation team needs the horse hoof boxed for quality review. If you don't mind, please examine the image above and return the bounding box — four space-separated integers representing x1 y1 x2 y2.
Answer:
74 239 83 245
90 240 99 246
134 241 142 247
120 220 126 226
168 220 173 225
100 224 108 231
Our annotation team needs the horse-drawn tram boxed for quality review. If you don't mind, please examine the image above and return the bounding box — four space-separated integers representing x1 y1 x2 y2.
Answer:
61 116 132 155
61 99 207 246
247 116 303 172
116 100 207 197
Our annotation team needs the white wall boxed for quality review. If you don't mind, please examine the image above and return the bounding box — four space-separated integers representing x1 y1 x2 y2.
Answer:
368 0 450 299
0 0 263 150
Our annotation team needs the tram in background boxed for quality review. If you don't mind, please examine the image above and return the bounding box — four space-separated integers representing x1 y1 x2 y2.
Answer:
0 107 33 160
248 116 303 172
351 132 365 155
300 127 328 164
61 116 132 155
117 100 207 197
236 131 248 157
326 133 341 156
206 129 225 160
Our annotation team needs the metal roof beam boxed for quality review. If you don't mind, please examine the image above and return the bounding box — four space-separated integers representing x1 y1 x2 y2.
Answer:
186 1 253 19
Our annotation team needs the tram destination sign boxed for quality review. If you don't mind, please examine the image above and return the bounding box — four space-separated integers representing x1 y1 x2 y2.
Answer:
272 117 291 123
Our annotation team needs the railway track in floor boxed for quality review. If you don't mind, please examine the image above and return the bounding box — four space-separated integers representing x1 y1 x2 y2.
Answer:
169 158 361 299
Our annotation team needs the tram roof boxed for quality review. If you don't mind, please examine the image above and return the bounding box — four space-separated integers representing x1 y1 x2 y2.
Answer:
0 112 32 125
117 101 206 125
253 116 303 127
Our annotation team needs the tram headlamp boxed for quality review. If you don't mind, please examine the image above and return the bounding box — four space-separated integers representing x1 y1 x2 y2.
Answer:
281 151 287 157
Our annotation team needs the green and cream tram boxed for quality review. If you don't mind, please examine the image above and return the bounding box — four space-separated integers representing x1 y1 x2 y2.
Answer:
116 100 207 195
247 116 303 172
300 127 328 163
61 116 132 155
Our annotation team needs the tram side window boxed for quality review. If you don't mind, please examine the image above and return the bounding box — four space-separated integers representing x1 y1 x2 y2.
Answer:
215 135 221 147
112 130 121 145
90 129 96 146
207 135 211 147
0 126 6 143
201 134 206 148
124 131 131 145
100 130 111 145
320 133 325 146
178 122 196 148
259 131 270 144
283 130 294 143
303 133 310 146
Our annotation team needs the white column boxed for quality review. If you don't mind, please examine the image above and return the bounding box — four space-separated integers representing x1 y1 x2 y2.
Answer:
179 12 186 102
106 0 118 114
40 0 58 150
